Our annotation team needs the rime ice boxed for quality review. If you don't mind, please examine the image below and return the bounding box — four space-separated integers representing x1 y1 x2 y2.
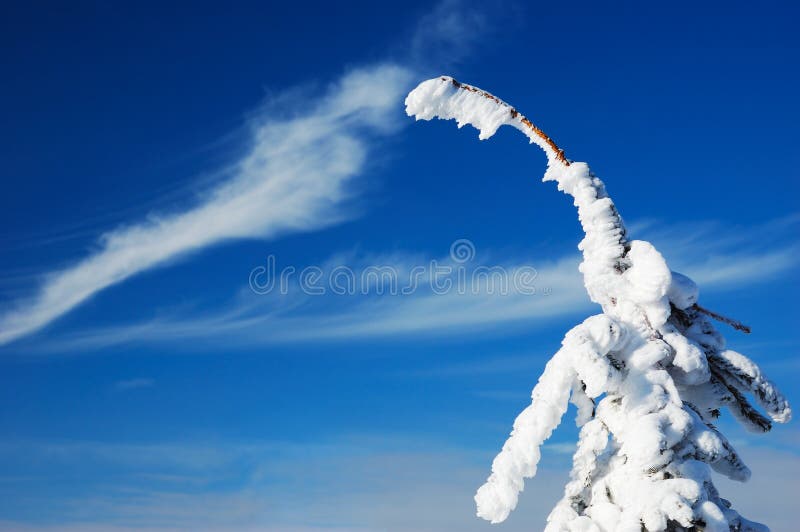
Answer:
406 76 791 531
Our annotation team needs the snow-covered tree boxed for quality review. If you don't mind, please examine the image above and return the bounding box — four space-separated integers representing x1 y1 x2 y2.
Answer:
405 77 791 531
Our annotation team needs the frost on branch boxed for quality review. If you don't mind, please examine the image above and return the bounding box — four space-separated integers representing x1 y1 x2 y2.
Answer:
405 76 791 531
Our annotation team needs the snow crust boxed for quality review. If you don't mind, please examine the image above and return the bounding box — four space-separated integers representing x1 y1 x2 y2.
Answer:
405 76 791 531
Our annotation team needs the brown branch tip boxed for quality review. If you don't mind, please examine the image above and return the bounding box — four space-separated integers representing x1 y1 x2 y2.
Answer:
444 77 569 165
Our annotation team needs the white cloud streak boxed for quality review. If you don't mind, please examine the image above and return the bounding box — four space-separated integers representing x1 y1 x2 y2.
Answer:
0 0 508 348
32 213 798 353
0 64 412 346
38 253 590 352
631 214 800 288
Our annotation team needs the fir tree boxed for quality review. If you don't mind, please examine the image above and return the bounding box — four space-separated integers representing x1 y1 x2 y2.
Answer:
405 76 791 532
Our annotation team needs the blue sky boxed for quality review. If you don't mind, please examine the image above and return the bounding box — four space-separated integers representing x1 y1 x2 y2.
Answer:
0 1 798 530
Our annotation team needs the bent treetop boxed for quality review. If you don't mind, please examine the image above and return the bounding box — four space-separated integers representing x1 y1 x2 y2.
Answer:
405 76 791 532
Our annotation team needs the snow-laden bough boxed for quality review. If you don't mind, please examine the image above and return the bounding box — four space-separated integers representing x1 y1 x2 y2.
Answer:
406 76 791 532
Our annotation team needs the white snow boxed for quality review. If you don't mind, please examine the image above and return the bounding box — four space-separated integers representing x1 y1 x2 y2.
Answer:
405 76 791 531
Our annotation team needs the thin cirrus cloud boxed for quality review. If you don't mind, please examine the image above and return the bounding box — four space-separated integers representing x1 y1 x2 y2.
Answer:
0 0 505 348
33 214 799 353
31 253 590 352
632 214 800 288
0 63 413 347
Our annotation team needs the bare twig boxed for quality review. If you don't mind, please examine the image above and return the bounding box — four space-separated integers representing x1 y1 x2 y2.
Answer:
693 304 752 334
445 77 570 165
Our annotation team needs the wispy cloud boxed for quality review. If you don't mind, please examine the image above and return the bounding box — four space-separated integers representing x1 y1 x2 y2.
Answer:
0 0 510 348
631 214 800 287
28 213 798 353
35 252 589 353
408 0 500 69
0 64 412 346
